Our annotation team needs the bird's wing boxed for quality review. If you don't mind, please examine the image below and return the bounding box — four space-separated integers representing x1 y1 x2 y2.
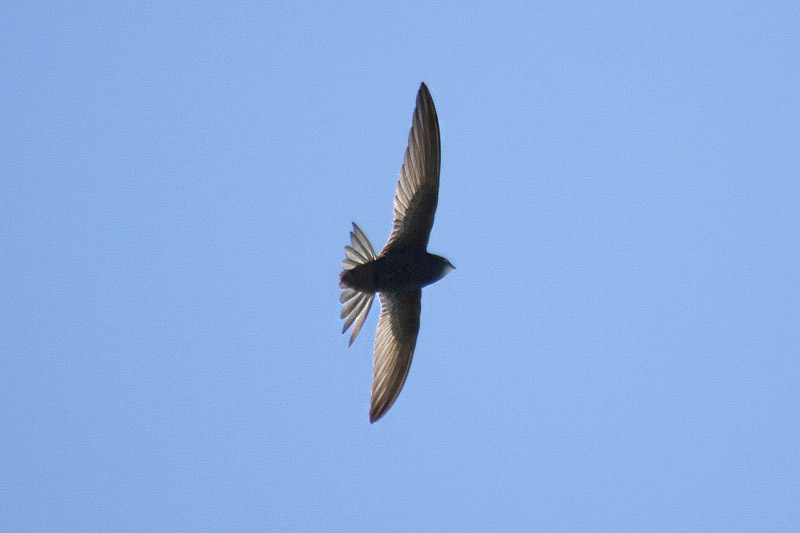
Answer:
381 82 441 255
369 290 421 422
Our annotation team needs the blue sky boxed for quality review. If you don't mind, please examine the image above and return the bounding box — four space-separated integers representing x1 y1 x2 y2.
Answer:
3 2 799 530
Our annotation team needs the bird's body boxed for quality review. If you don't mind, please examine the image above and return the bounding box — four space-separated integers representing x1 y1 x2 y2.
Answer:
340 250 453 293
339 82 453 423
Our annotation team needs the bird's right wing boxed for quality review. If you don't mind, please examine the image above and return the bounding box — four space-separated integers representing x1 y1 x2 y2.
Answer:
369 290 421 423
381 83 441 255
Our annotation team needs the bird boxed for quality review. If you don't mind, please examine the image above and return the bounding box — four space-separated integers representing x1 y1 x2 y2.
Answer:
339 82 454 423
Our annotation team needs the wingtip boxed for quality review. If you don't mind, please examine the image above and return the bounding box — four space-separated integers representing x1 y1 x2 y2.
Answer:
419 81 431 96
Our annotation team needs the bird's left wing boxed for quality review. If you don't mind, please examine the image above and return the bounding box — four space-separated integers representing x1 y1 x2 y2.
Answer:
369 290 421 422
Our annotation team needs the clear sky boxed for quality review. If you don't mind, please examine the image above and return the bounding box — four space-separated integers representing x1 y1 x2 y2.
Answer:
3 2 799 531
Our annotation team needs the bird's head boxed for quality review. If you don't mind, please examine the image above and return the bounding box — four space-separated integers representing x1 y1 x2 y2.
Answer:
431 254 455 281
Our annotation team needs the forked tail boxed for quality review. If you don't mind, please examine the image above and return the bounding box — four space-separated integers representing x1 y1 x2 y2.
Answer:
339 222 377 346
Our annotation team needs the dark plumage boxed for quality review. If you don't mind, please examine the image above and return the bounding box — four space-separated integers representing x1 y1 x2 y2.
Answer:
339 82 454 423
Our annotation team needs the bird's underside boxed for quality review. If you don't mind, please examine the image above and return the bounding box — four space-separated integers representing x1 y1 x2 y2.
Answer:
339 82 452 423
